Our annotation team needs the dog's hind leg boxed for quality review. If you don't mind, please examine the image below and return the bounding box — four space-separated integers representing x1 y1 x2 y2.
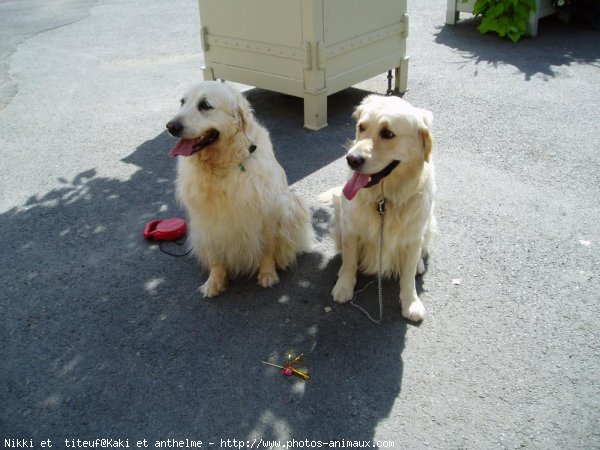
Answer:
258 253 279 288
417 212 437 275
417 252 426 275
273 193 314 270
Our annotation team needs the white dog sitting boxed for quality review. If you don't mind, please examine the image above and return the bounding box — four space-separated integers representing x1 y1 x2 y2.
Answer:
166 81 314 297
331 95 436 322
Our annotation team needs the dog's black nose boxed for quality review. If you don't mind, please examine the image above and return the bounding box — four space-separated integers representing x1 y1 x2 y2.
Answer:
346 154 365 169
166 120 183 137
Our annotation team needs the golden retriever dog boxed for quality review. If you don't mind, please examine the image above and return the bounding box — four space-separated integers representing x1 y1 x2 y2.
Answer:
166 81 313 297
331 95 436 322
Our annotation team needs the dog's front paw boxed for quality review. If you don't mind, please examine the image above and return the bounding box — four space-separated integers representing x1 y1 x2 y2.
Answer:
401 297 425 322
257 271 279 288
332 279 355 304
199 279 227 298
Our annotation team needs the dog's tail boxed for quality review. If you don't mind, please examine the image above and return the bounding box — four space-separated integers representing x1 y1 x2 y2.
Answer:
317 186 343 251
274 192 315 269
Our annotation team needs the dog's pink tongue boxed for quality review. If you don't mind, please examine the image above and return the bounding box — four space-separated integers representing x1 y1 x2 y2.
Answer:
343 172 370 200
168 139 194 157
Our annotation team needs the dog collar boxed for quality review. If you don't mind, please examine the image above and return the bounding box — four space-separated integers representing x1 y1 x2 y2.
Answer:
239 144 257 172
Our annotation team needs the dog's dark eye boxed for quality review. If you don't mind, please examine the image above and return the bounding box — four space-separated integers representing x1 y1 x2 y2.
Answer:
380 129 395 140
358 123 366 133
180 98 185 106
198 99 213 111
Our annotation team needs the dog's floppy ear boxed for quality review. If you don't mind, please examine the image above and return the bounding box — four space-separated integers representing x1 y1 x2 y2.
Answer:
231 91 253 133
418 108 434 162
352 103 364 121
352 94 378 121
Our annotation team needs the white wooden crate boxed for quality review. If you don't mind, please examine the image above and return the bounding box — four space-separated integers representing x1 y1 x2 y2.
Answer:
198 0 409 130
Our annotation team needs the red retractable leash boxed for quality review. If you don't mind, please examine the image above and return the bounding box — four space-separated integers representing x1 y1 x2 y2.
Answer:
144 217 191 257
144 217 187 241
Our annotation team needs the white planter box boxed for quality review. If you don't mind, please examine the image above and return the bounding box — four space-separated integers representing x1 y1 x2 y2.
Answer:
198 0 409 130
446 0 556 37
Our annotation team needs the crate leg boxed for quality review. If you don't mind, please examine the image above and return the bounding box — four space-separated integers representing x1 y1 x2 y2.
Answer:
446 0 459 24
395 57 409 94
528 11 539 36
202 66 215 81
303 93 328 130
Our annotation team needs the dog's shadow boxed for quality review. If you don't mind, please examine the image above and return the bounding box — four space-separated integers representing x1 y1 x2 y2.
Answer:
1 87 425 441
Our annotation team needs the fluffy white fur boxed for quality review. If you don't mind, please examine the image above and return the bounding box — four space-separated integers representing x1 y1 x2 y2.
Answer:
331 95 436 322
168 81 313 297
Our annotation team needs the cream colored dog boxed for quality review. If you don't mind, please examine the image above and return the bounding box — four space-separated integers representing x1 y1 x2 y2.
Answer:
166 81 313 297
331 95 436 322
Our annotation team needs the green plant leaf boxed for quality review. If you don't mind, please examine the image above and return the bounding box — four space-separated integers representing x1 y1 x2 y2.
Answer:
507 27 520 42
473 1 486 15
477 21 490 34
472 0 535 42
515 3 529 18
490 3 506 18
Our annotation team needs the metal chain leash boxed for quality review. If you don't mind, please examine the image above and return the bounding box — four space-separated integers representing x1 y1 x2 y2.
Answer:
350 198 385 324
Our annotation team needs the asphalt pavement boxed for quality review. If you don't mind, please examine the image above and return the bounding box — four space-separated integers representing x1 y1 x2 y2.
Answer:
1 0 598 448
